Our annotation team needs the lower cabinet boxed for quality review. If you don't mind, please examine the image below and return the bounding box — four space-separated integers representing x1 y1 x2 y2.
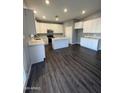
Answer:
29 45 45 64
80 37 100 51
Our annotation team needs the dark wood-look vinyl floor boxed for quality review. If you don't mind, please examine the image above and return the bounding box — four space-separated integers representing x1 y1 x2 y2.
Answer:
25 44 101 93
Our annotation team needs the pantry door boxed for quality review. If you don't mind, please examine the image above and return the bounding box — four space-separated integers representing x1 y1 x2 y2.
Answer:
65 26 73 44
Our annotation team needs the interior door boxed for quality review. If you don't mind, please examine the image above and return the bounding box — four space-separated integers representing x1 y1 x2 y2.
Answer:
65 26 73 44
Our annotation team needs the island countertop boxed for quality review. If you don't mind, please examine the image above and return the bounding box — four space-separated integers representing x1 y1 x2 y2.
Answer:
52 37 68 41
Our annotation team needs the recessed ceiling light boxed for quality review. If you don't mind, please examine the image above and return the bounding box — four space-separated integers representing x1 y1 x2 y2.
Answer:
45 0 50 5
82 10 86 14
64 8 68 13
33 10 37 14
42 16 46 19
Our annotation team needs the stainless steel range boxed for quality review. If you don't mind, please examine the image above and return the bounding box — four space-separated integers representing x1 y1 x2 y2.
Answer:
47 30 54 44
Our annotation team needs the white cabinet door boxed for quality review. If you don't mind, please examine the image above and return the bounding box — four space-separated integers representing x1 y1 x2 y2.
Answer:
75 21 83 29
95 18 101 33
48 23 54 31
29 45 45 64
35 22 41 33
49 24 63 33
83 17 101 33
91 19 97 33
40 23 47 33
83 20 92 33
55 24 63 33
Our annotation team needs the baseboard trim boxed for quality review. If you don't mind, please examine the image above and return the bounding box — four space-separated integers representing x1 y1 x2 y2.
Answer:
70 42 80 45
69 43 80 46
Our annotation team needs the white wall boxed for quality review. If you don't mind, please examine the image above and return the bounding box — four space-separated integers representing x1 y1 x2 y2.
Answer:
23 67 26 86
35 22 64 33
23 9 36 37
23 38 31 77
23 9 36 86
83 11 101 21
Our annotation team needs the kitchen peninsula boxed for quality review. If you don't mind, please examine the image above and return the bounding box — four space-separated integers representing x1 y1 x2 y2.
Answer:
28 38 46 64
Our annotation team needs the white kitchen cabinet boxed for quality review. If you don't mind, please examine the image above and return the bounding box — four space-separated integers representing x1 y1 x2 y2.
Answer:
29 45 45 64
35 22 63 33
35 21 41 33
55 24 63 33
40 23 48 33
83 20 92 33
74 21 83 29
28 39 46 64
80 37 100 51
48 24 63 33
83 17 101 33
95 18 101 33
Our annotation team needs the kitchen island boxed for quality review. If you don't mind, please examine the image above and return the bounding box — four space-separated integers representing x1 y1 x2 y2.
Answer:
52 37 69 50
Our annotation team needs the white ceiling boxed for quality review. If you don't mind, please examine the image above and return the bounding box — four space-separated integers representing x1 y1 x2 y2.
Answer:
24 0 101 23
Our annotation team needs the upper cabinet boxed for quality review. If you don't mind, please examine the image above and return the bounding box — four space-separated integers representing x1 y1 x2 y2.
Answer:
74 21 83 29
35 22 63 33
83 17 101 33
95 18 101 33
35 21 41 33
49 24 63 33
